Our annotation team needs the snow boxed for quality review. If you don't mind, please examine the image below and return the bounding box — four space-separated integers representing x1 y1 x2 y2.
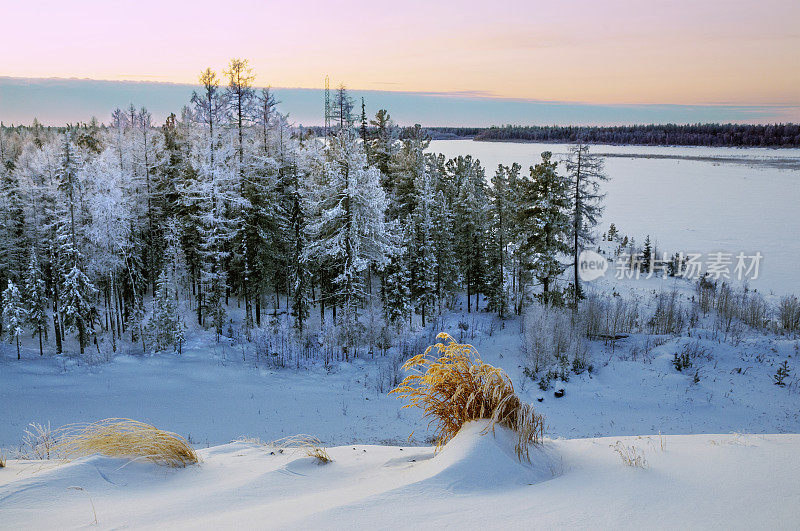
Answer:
3 219 800 527
429 140 800 296
2 421 798 529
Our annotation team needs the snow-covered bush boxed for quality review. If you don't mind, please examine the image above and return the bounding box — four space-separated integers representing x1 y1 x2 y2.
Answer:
696 275 716 315
739 290 769 331
713 283 737 334
647 290 685 335
582 292 639 339
777 295 800 334
522 303 586 375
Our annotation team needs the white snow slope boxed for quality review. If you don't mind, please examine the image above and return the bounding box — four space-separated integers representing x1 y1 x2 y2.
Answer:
2 421 798 529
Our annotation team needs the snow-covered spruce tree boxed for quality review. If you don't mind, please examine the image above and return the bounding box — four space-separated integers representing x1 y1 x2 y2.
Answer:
18 138 63 352
382 224 411 327
368 109 397 191
330 85 355 132
486 163 521 317
408 168 437 327
24 250 48 356
224 58 261 331
187 68 236 339
0 155 28 286
451 156 489 313
641 235 653 272
565 143 607 305
132 107 166 296
430 188 458 314
388 124 429 221
302 129 390 357
2 280 26 360
286 155 310 333
515 152 571 306
146 269 184 353
146 223 186 355
56 130 96 355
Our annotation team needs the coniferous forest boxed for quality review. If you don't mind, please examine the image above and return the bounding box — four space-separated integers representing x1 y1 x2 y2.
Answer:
0 59 608 362
464 123 800 146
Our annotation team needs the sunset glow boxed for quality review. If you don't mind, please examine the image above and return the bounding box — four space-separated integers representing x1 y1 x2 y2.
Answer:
4 0 799 105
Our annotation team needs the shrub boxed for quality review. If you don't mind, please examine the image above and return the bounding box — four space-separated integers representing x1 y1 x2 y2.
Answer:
740 291 768 330
523 303 586 374
778 295 800 334
696 275 716 314
391 333 544 461
582 292 639 340
672 352 692 372
55 418 198 467
648 290 685 335
774 361 791 387
714 283 737 334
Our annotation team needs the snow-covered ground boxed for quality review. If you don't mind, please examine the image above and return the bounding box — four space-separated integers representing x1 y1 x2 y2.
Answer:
430 140 800 296
3 218 800 527
2 271 799 447
3 274 799 451
3 421 798 529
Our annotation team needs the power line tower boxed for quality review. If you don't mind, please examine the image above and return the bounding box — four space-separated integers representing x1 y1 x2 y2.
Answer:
324 75 331 137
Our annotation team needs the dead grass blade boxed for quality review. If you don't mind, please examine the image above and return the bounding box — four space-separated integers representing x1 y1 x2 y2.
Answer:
268 434 333 464
390 332 545 461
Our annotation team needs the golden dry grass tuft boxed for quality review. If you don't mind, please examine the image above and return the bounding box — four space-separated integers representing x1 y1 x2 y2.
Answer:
390 332 545 461
0 452 6 468
53 418 199 467
269 434 333 464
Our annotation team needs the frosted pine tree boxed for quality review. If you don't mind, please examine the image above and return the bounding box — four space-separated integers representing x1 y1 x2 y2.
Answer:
302 130 390 356
147 270 185 354
60 265 96 355
187 68 236 339
56 130 96 355
565 143 607 304
452 157 489 312
24 250 48 356
368 109 396 184
515 152 571 305
388 124 429 221
0 157 27 284
486 164 520 317
382 226 411 327
132 107 165 294
2 280 26 360
430 189 458 314
409 169 437 326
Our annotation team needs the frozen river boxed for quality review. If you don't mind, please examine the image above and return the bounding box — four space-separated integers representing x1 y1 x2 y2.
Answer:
429 140 800 296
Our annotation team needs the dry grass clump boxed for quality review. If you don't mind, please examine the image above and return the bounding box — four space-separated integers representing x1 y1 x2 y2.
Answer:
0 452 6 468
54 418 198 467
611 441 647 468
391 332 544 462
269 434 333 464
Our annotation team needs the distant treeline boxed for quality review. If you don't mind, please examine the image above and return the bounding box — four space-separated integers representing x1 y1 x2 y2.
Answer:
465 124 800 147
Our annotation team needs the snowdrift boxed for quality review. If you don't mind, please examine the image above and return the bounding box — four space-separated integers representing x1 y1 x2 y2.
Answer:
2 427 799 529
407 420 558 492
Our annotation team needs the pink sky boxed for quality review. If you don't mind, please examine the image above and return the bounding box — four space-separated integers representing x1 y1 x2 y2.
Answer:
4 0 799 105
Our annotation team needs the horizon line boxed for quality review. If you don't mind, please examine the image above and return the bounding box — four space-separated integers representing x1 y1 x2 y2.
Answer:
4 76 800 110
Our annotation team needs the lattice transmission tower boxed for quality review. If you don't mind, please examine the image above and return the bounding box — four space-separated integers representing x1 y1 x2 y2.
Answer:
324 75 331 137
